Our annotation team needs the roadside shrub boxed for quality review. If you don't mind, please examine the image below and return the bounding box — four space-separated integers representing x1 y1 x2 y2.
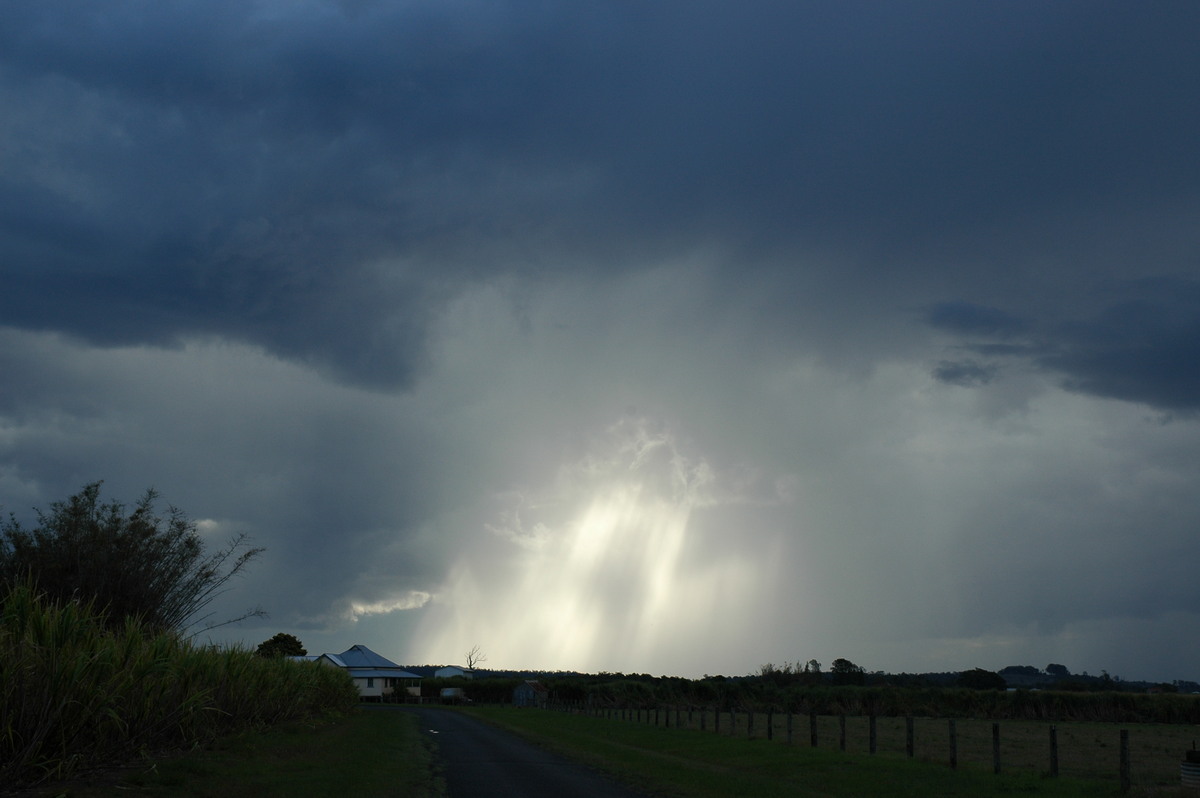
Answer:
0 582 358 790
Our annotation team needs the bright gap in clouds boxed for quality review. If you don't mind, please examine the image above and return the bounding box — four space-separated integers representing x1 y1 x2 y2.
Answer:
412 419 766 674
345 592 432 621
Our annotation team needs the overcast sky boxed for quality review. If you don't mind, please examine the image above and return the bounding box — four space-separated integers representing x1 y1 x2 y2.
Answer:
3 0 1200 682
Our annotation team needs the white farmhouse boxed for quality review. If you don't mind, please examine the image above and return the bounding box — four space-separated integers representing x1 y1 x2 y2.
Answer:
312 644 422 701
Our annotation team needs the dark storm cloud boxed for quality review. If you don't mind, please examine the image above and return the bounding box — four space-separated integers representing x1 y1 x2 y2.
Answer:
4 0 1199 390
1046 299 1200 413
928 302 1026 338
931 279 1200 412
4 0 1200 679
0 0 597 386
931 360 997 387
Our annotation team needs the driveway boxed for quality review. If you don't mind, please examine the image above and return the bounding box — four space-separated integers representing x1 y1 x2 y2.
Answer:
399 706 653 798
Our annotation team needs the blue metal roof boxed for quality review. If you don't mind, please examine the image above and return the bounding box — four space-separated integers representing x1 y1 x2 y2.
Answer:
337 644 401 668
320 645 421 679
317 653 347 667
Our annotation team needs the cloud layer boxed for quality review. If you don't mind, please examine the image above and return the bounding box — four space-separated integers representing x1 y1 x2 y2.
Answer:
2 1 1199 680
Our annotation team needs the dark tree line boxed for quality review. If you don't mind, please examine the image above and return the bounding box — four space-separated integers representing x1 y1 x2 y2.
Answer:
758 657 868 687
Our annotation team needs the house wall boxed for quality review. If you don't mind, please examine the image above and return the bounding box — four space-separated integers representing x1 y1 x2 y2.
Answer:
353 677 421 700
355 677 387 698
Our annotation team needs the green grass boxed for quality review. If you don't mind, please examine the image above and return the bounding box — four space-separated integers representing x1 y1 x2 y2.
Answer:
463 707 1142 797
22 709 442 798
1 583 360 789
25 705 1198 797
696 711 1197 789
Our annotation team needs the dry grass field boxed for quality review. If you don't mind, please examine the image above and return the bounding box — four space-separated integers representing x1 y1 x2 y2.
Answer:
605 707 1200 792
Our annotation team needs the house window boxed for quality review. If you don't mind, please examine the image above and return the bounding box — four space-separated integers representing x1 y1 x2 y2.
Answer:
366 678 374 688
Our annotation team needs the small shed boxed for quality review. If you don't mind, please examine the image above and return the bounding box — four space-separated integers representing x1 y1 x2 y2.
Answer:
435 665 475 679
513 679 548 708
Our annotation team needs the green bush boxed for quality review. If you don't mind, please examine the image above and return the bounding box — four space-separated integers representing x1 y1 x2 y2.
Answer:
0 582 359 790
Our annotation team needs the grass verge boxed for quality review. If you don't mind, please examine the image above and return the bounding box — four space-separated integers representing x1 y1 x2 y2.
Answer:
464 707 1133 797
17 708 442 798
21 704 1193 797
1 583 359 789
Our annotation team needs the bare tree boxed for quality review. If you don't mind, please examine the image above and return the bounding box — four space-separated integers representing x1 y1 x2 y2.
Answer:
465 644 487 669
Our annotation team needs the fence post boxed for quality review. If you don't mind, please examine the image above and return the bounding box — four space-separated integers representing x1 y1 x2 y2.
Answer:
869 715 877 755
839 715 846 751
714 706 720 733
810 712 819 748
992 722 1001 775
748 708 754 738
730 707 736 736
905 716 914 759
786 711 793 744
1049 725 1058 778
767 707 774 741
948 719 957 770
1120 729 1130 793
701 706 707 732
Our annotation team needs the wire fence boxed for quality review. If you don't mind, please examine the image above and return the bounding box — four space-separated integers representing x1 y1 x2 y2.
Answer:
537 702 1200 792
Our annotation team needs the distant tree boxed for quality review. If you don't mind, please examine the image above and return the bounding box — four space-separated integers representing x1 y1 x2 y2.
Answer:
759 661 802 687
958 668 1007 690
1045 663 1070 678
256 632 307 658
999 665 1040 676
830 657 867 686
465 644 487 669
796 659 823 685
0 482 265 634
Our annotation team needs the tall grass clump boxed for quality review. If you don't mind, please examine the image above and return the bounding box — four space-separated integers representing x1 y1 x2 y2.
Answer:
0 582 359 790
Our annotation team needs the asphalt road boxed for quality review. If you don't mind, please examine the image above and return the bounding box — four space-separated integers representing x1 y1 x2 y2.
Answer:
399 706 652 798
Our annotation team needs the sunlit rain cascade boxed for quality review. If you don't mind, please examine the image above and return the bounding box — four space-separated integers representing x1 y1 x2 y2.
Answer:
412 421 763 673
